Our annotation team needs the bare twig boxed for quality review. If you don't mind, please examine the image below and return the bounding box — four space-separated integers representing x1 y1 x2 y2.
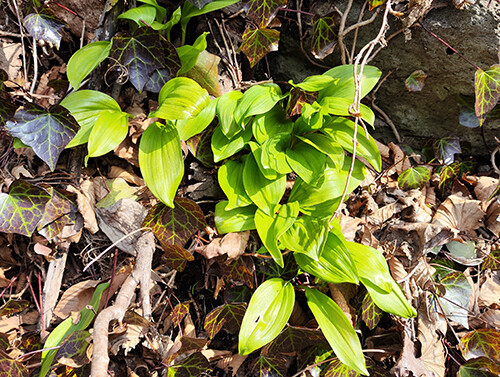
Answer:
297 0 330 69
29 37 38 95
371 102 402 143
337 0 354 65
349 0 368 63
91 231 155 377
0 30 22 38
344 6 380 39
10 0 28 87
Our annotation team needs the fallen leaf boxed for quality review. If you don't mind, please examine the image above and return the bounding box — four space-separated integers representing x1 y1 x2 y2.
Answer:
479 271 500 307
195 231 250 260
53 280 101 320
432 194 484 233
108 166 144 186
486 198 500 236
66 183 98 234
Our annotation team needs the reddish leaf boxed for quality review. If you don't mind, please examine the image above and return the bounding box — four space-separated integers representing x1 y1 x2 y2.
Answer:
0 96 16 127
162 243 194 272
0 300 29 316
475 64 500 126
239 27 280 68
434 136 461 165
368 0 387 10
6 104 80 171
219 256 254 288
167 352 211 377
323 358 387 377
286 88 318 118
311 11 341 60
20 333 42 353
405 70 427 92
37 187 78 240
203 303 247 339
248 354 288 377
243 0 287 28
54 331 90 368
361 293 383 330
0 353 29 377
186 125 215 167
458 357 500 377
461 329 500 363
171 302 190 327
483 249 500 270
0 334 9 352
267 326 326 354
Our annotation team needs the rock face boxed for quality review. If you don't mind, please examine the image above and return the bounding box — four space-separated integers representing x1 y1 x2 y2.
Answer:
273 0 500 155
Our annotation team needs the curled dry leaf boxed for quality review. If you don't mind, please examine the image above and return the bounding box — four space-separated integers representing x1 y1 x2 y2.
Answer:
66 183 98 234
196 231 250 260
432 194 484 233
473 176 499 205
486 198 500 236
108 166 144 187
478 271 500 307
53 280 101 320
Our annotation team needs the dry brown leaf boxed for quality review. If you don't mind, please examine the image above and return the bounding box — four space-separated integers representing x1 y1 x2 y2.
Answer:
486 198 500 236
216 353 248 376
53 280 101 320
389 142 412 174
196 231 250 260
328 283 357 326
109 311 151 356
387 255 408 282
479 271 500 307
34 243 53 257
338 214 362 242
200 349 232 362
375 139 390 159
480 309 500 328
108 166 144 186
67 183 99 234
473 176 499 204
432 194 484 233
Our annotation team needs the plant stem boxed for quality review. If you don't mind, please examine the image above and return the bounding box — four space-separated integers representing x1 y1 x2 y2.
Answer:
279 8 314 17
418 21 481 71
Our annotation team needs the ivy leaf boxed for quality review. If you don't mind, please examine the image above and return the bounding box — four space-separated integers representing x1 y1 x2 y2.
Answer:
6 104 79 171
397 166 431 190
167 352 211 377
0 300 29 316
361 293 383 330
23 10 65 49
248 354 288 377
433 270 472 328
483 250 500 270
405 70 427 92
267 326 327 354
311 11 341 60
434 136 461 165
219 256 254 288
323 358 387 377
239 27 280 68
0 180 51 236
368 0 387 10
286 88 318 118
110 28 181 92
0 354 29 377
171 302 190 327
204 303 247 339
475 64 500 126
459 105 481 128
0 96 17 127
54 331 90 368
239 278 295 355
187 0 214 9
162 243 194 272
143 198 206 271
461 329 500 362
243 0 288 28
458 357 500 377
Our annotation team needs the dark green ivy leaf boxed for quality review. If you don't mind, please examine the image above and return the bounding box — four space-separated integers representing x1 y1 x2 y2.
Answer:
311 11 341 60
243 0 288 28
110 28 181 92
239 27 280 68
461 329 500 363
475 64 500 126
457 357 500 377
434 136 461 165
167 352 212 377
0 300 30 316
0 96 17 126
6 103 79 171
54 331 91 368
323 357 387 377
248 354 288 377
23 10 65 49
203 303 247 339
397 166 431 190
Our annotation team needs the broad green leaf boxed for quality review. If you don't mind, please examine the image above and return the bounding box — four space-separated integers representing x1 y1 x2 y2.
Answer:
279 215 329 261
217 90 244 138
177 32 208 75
291 75 337 92
23 11 64 49
397 166 431 190
248 141 280 183
151 6 180 40
0 355 29 377
0 300 30 316
212 125 252 162
67 41 111 90
243 153 286 216
214 201 257 233
320 97 375 126
184 50 222 97
311 12 341 60
294 231 359 284
54 330 90 368
289 157 366 216
296 133 344 169
239 27 280 68
139 122 183 207
87 110 130 157
305 288 368 375
204 303 247 339
181 0 239 44
167 352 212 376
243 0 287 28
322 116 381 171
346 240 416 318
260 134 292 175
267 326 326 354
151 77 210 120
138 0 167 21
61 90 124 148
368 0 387 10
0 180 50 236
96 178 138 208
475 64 500 126
361 293 383 330
434 271 472 328
286 140 326 186
239 278 294 355
234 83 284 126
218 156 253 210
252 105 293 144
110 28 181 92
255 202 300 267
118 4 157 26
461 329 500 362
458 357 500 377
405 69 427 92
320 64 381 102
40 283 109 377
176 98 217 140
6 104 79 171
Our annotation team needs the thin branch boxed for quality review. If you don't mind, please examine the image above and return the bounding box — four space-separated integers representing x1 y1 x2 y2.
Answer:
0 30 22 38
10 0 28 88
344 7 380 36
337 0 354 65
29 37 37 95
349 0 368 63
